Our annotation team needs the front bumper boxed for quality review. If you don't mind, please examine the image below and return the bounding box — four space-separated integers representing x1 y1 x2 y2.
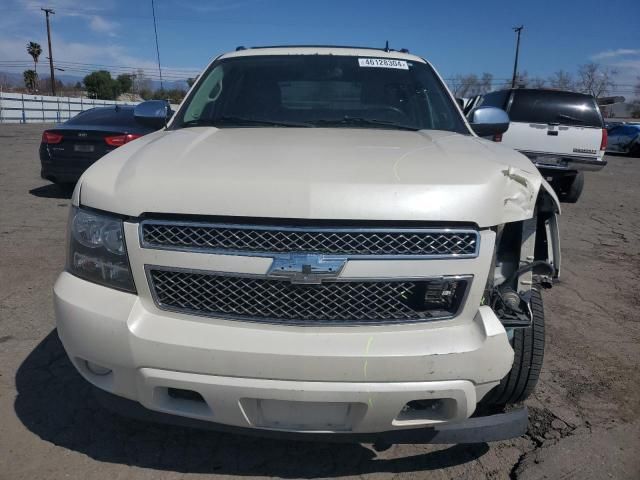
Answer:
54 262 516 436
95 385 528 444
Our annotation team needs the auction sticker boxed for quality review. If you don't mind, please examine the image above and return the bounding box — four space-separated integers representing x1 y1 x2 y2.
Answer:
358 58 409 70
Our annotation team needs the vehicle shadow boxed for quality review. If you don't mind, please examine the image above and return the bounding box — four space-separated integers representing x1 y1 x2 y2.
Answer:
29 184 73 199
15 331 489 476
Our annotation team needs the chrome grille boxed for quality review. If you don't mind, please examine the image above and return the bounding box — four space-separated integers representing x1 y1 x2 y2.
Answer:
148 268 469 325
140 222 479 257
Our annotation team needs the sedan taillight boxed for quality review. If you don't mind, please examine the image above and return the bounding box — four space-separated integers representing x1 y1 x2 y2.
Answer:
42 131 63 144
104 133 143 147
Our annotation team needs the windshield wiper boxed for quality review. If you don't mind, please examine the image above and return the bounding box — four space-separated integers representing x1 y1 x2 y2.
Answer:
312 116 420 131
557 113 584 124
181 116 313 128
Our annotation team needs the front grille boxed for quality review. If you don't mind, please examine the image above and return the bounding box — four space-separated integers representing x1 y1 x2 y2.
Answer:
148 268 469 325
141 222 479 257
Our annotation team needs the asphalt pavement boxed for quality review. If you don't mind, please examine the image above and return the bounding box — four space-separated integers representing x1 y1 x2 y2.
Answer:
1 124 639 479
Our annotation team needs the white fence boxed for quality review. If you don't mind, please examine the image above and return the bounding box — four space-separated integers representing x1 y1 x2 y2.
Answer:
0 92 139 124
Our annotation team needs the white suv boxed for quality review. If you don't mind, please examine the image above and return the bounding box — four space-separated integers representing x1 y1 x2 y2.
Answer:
469 88 607 203
54 46 561 445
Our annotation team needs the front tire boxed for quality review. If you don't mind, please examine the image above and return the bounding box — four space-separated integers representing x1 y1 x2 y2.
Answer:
481 289 545 407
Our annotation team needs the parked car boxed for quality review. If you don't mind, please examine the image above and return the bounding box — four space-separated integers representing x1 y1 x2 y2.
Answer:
54 46 561 445
39 102 170 185
606 123 640 156
468 88 607 203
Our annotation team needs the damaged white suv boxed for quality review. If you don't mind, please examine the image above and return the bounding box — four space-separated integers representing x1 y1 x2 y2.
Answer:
54 46 561 445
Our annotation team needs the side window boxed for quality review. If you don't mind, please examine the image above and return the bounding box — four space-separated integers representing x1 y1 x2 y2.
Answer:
183 65 225 122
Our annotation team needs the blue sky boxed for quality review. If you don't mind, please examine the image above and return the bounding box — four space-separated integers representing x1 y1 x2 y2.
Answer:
1 0 638 95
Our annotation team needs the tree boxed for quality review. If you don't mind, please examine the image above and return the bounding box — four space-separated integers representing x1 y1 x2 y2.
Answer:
548 70 574 91
450 73 498 97
529 77 546 88
23 69 38 92
165 88 187 104
479 73 493 94
631 76 640 118
576 63 616 98
148 87 187 104
26 42 42 74
116 74 133 93
186 75 199 88
0 72 12 90
513 70 530 88
450 74 479 97
133 69 152 95
40 77 65 95
83 70 120 99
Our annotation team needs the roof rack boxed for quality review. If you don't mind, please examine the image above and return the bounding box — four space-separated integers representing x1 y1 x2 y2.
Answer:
238 44 410 54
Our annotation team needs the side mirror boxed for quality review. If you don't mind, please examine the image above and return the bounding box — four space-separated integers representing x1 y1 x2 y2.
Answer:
468 106 510 137
134 100 170 129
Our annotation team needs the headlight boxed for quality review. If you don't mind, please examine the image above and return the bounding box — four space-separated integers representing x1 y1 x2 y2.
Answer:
67 206 136 292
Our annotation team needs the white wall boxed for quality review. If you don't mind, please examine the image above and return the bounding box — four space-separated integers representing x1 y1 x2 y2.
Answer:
0 92 138 124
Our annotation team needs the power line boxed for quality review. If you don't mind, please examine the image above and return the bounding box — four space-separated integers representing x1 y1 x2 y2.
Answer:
0 61 199 75
1 59 636 88
40 60 200 73
0 60 198 81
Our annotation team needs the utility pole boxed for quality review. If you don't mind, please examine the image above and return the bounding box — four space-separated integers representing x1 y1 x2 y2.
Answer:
511 25 524 88
41 8 56 96
151 0 164 91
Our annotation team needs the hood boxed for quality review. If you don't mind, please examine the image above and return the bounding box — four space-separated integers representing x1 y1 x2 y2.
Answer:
78 127 548 227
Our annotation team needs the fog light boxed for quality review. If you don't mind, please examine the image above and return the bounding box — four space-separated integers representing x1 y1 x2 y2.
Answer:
85 360 112 376
395 398 457 422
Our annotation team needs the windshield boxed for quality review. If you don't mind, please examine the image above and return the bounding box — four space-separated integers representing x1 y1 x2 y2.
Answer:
173 55 468 133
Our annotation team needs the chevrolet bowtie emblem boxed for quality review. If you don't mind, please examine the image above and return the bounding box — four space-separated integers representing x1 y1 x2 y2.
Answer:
267 253 347 284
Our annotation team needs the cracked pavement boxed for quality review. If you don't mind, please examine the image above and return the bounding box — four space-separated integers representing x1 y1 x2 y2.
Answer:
1 124 639 479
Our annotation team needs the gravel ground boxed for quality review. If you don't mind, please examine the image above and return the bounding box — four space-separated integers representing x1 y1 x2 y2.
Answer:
1 124 639 479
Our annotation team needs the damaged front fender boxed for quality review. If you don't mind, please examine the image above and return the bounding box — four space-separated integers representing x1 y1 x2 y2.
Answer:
498 165 562 225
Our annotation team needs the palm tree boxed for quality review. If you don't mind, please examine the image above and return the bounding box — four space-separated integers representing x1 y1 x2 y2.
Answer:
27 42 42 92
27 42 42 74
23 70 38 93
